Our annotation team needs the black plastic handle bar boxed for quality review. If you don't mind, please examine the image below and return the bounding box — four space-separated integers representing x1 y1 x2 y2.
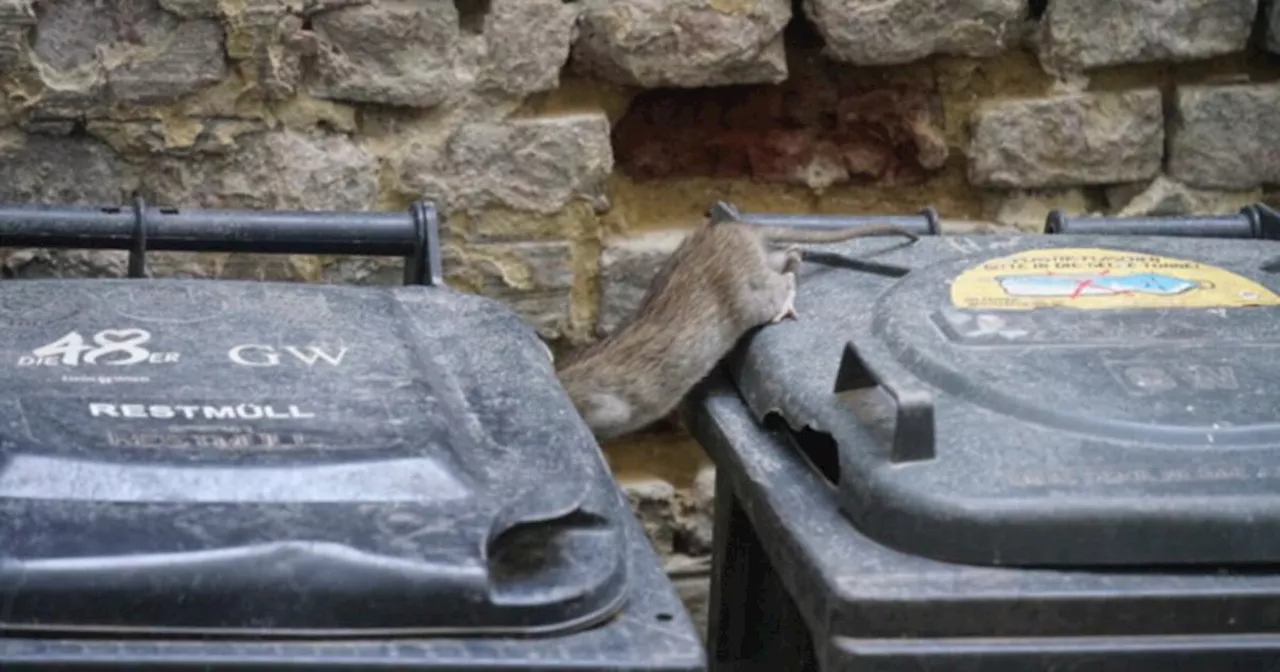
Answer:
0 197 444 286
1044 203 1280 240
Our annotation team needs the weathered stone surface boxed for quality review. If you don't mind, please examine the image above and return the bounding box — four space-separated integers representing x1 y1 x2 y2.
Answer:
0 131 133 204
1040 0 1257 71
143 129 378 210
982 188 1091 231
677 465 716 557
967 90 1163 188
805 0 1024 65
431 114 614 215
2 249 127 279
0 132 135 280
30 1 172 73
216 253 323 282
448 242 574 339
572 0 790 88
478 0 579 96
0 0 36 70
306 1 461 107
88 119 266 156
19 0 226 109
3 250 318 282
1107 175 1262 217
322 256 405 286
598 229 687 334
19 119 78 136
617 468 717 562
622 478 681 555
1168 83 1280 191
108 19 227 104
224 5 309 99
613 81 947 187
157 0 220 18
320 243 573 338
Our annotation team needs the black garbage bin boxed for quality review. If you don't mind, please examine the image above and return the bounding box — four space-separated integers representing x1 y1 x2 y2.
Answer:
683 204 1280 671
0 200 706 671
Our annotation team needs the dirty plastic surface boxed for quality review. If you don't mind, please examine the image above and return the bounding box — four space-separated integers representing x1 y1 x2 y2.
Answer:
724 234 1280 567
0 279 628 636
686 376 1280 670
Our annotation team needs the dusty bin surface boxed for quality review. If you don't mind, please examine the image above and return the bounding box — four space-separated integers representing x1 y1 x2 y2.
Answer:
0 278 706 671
683 232 1280 671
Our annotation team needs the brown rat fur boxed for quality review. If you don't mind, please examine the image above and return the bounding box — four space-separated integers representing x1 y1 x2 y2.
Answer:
556 215 917 440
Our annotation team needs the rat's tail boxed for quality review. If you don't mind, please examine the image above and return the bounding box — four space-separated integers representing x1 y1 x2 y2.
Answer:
754 222 919 244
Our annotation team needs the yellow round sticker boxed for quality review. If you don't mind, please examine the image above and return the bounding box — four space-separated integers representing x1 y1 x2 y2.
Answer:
950 247 1280 311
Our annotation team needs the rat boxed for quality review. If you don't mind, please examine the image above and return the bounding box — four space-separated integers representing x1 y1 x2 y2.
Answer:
555 210 918 440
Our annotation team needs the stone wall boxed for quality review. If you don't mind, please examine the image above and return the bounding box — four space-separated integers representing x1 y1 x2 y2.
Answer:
2 0 1280 633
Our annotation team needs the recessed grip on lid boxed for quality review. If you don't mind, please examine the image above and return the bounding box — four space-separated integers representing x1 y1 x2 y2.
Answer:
485 480 593 552
833 341 936 463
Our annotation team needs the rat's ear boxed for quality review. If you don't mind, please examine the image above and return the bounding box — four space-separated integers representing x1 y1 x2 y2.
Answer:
706 200 739 225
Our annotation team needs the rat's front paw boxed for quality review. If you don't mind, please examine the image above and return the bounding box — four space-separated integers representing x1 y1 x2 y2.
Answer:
768 274 799 324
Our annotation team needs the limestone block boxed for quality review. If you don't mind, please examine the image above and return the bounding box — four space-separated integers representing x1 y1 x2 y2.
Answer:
983 188 1091 231
0 131 134 204
306 1 461 106
447 242 575 339
142 129 378 210
598 229 689 334
1106 175 1262 217
421 113 614 215
1168 83 1280 190
1040 0 1257 70
0 0 36 70
0 131 138 279
805 0 1025 65
479 0 580 96
572 0 790 87
158 0 220 18
967 90 1163 188
108 19 228 105
24 0 226 108
223 4 309 99
621 478 681 555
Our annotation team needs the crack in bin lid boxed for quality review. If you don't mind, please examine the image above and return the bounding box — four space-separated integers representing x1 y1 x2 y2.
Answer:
0 279 628 637
728 237 1280 568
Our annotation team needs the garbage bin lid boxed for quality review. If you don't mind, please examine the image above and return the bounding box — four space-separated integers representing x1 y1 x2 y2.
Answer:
727 236 1280 567
0 279 627 636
